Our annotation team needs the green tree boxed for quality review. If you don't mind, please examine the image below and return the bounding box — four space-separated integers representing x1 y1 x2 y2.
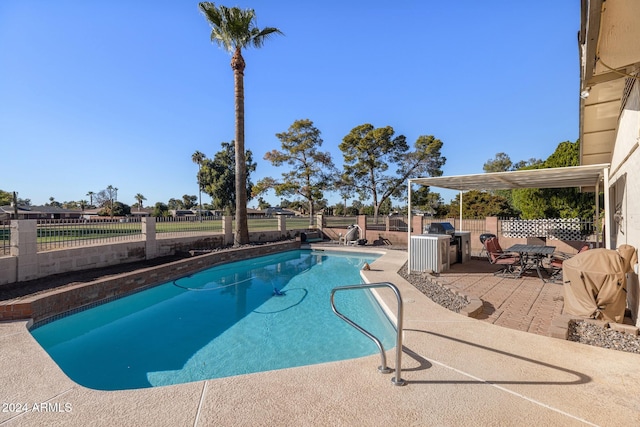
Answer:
134 193 146 211
182 194 198 210
113 202 130 217
411 186 444 216
349 200 364 216
256 197 270 210
339 124 446 223
483 152 514 201
86 191 94 208
200 142 256 214
0 190 12 206
153 202 169 217
447 190 517 218
256 119 335 226
379 198 392 216
47 197 62 208
483 152 513 173
105 185 116 217
199 2 283 245
192 151 205 215
511 140 594 219
483 153 542 203
513 158 543 170
98 201 130 217
167 198 183 210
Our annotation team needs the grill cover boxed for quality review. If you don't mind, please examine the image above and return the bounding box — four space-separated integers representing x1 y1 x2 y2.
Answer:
562 245 637 323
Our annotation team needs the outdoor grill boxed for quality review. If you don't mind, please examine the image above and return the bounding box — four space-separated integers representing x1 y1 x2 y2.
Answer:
427 222 455 237
426 222 460 264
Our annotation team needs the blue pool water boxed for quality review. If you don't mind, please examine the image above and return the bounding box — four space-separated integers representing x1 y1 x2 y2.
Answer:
30 250 396 390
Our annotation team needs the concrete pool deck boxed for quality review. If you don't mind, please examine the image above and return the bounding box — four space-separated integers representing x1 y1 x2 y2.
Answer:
1 246 639 426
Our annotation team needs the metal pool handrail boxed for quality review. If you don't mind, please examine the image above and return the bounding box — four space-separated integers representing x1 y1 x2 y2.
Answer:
330 282 406 386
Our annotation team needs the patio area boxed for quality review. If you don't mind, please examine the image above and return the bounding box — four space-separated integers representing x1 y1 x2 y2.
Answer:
433 258 566 336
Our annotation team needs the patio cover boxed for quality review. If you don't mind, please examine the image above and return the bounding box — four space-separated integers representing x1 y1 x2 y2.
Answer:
409 164 609 192
407 164 611 271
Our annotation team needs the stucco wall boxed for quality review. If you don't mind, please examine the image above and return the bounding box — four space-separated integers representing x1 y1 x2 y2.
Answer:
0 256 16 285
609 81 640 325
36 241 146 279
0 229 301 288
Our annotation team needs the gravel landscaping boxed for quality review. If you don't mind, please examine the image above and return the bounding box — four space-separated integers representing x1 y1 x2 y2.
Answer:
568 320 640 354
397 262 469 313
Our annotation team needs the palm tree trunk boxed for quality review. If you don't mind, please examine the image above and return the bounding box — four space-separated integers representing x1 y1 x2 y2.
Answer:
308 199 314 227
232 48 249 245
197 165 202 222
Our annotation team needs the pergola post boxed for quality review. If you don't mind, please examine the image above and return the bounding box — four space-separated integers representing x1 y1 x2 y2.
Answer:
407 180 412 272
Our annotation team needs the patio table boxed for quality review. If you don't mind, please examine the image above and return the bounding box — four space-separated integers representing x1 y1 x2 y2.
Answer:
506 244 556 281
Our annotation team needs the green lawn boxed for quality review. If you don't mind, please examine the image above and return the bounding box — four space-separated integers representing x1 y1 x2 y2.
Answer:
7 216 317 247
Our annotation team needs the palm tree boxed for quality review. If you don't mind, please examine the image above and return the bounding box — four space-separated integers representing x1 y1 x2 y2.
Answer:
134 193 146 211
199 2 283 245
106 185 115 217
86 191 94 208
192 150 205 219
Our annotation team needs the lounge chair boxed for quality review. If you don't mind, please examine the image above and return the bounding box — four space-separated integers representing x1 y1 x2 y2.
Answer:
340 225 362 245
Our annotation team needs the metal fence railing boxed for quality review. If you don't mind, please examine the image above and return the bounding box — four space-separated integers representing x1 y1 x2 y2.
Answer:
4 215 600 255
245 216 316 232
36 218 143 252
1 220 9 256
155 216 222 237
246 217 279 232
388 216 410 232
286 216 316 229
324 216 358 228
365 216 386 231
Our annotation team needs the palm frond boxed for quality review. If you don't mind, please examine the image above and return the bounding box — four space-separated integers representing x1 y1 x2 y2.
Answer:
199 2 282 52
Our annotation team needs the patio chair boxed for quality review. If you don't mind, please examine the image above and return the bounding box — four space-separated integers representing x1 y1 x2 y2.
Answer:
479 233 497 259
483 237 521 277
547 243 590 283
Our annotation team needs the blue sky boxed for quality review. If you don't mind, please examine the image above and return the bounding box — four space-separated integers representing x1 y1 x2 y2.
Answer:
0 1 580 209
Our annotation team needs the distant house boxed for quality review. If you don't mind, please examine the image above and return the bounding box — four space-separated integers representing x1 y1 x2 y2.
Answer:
168 209 219 218
247 208 268 218
264 207 296 217
170 209 197 218
0 205 83 220
130 209 152 218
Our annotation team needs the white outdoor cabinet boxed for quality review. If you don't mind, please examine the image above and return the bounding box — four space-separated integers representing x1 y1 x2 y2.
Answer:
409 235 451 273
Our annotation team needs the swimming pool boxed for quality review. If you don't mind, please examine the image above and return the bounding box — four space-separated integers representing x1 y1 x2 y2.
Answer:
30 249 396 390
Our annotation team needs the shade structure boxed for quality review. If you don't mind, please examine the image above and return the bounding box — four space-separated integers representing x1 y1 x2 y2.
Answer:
410 164 609 192
407 164 611 272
